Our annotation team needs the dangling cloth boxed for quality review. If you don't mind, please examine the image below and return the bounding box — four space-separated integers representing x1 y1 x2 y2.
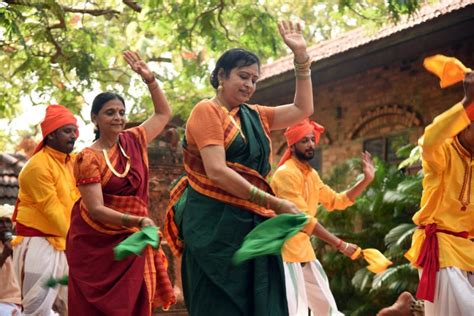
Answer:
278 118 325 167
423 55 472 88
349 247 393 273
232 213 309 265
114 226 160 261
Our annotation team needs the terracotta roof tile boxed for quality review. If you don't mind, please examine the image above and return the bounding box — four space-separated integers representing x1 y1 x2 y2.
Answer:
0 153 26 205
260 0 474 81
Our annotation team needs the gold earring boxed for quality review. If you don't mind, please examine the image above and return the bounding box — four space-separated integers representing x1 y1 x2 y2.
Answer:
218 82 223 92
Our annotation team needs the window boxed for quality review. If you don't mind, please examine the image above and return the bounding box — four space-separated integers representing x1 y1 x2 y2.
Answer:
308 148 322 172
363 134 408 164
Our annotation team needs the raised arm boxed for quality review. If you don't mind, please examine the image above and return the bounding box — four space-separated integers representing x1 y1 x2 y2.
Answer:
420 72 474 169
345 151 375 202
123 51 172 143
271 21 314 130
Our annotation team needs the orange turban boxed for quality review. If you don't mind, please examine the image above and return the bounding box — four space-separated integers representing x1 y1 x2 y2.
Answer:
423 55 472 88
33 104 79 154
278 119 325 167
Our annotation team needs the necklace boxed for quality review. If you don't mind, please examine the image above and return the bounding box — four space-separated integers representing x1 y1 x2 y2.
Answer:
102 142 131 178
212 97 247 143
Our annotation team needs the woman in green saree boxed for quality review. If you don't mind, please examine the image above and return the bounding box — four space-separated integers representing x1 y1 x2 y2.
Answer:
164 21 314 315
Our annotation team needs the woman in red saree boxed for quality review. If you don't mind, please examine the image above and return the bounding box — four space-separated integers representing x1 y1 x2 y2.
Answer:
66 51 176 315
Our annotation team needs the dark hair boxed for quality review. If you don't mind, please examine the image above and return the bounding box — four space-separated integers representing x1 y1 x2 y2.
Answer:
210 48 260 89
91 92 125 140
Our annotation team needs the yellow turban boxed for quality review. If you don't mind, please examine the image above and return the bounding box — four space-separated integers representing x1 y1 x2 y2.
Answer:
423 54 472 88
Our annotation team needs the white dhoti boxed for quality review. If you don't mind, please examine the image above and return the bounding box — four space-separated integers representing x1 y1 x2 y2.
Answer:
13 237 68 316
419 267 474 316
284 260 344 316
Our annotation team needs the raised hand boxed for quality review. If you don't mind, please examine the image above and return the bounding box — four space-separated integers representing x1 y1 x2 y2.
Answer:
277 21 307 60
123 50 155 83
462 71 474 107
361 151 375 182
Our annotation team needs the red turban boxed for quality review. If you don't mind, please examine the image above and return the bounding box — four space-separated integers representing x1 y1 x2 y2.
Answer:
277 119 325 167
33 104 79 155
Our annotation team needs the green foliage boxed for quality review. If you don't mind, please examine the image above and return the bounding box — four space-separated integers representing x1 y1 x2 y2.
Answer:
315 156 422 314
0 0 423 126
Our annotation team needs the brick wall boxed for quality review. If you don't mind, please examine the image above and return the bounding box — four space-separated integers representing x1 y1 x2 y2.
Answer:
146 130 187 315
270 39 474 177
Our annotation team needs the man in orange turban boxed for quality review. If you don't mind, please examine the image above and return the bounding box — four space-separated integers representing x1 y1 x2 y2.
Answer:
271 118 375 315
13 104 80 315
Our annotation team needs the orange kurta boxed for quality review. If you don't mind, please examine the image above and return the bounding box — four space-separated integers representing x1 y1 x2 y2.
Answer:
271 157 353 262
405 103 474 271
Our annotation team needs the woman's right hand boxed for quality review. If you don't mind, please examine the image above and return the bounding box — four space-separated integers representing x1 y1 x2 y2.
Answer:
276 199 301 215
339 242 360 258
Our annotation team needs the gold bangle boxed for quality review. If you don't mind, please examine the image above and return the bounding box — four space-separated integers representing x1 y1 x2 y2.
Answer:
138 217 146 227
122 213 131 226
257 189 265 206
249 185 258 203
294 56 311 69
295 72 311 80
142 76 156 84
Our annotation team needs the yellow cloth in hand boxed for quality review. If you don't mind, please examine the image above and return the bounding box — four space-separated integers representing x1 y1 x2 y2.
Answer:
423 55 472 88
350 247 392 273
363 248 393 273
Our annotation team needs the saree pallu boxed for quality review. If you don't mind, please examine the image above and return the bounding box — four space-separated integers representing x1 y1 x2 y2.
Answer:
66 128 175 316
164 104 288 316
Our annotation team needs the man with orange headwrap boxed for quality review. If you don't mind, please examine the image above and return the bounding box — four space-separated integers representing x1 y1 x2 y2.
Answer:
12 104 80 316
271 119 375 315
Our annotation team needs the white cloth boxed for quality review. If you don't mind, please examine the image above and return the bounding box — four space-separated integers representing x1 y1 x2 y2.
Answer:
419 267 474 316
284 260 344 316
0 303 21 316
13 237 68 316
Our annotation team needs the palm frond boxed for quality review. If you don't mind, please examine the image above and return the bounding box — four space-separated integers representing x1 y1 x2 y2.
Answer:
385 223 416 249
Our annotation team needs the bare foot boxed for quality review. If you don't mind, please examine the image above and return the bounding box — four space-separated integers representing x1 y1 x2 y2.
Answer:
377 292 414 316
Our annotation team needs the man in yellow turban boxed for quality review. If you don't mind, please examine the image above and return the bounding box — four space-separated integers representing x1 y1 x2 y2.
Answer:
271 118 376 315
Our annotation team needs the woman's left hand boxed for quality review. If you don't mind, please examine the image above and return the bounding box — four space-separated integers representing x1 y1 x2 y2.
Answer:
140 217 157 228
278 21 307 59
123 50 155 83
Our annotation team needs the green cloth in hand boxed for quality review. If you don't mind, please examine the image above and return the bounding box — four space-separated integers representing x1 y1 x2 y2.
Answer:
232 213 308 265
114 226 159 261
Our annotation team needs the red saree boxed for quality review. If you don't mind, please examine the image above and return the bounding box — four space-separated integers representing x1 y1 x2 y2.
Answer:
66 126 175 316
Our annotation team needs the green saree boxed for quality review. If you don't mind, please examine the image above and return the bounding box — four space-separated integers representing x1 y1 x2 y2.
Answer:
172 104 288 316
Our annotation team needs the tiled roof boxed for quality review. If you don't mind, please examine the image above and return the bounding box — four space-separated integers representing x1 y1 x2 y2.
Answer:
0 153 26 206
260 0 474 81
